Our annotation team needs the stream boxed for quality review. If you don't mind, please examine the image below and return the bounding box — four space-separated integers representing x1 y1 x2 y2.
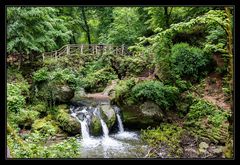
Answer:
70 104 148 158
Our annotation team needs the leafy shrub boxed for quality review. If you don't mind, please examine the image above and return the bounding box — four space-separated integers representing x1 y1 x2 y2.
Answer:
170 43 210 82
32 67 49 82
30 102 48 115
114 78 136 104
15 109 40 128
141 124 184 158
7 134 80 158
32 118 59 137
7 83 26 113
79 67 118 92
132 80 179 110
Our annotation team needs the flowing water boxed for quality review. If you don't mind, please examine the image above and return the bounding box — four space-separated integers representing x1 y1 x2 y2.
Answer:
70 105 148 158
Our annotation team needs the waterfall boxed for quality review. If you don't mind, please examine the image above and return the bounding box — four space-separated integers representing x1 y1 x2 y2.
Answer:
113 106 124 133
94 107 109 138
80 118 90 139
70 106 90 140
100 119 109 138
116 113 124 133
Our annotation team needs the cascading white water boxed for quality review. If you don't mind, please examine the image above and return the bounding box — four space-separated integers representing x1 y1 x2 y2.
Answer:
70 106 90 140
80 118 90 139
100 119 109 138
116 113 124 133
93 107 110 138
69 105 148 158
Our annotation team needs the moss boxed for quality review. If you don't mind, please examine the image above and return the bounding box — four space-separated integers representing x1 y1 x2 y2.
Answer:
184 98 230 144
53 105 81 135
32 117 59 136
90 116 102 136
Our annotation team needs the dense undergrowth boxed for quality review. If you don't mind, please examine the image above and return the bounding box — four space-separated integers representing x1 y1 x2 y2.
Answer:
7 7 233 158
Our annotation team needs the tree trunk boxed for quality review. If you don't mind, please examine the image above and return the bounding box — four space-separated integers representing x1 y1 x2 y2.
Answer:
81 7 91 45
164 7 171 29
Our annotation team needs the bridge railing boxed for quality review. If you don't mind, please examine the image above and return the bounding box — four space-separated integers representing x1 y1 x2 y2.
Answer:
42 44 132 61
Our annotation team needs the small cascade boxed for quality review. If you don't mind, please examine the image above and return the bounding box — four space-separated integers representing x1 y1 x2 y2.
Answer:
70 106 90 140
116 113 124 133
100 119 109 138
113 106 124 133
93 107 109 138
80 118 90 139
69 104 146 158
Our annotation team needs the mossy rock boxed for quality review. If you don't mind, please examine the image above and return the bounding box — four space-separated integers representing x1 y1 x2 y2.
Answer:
54 105 81 135
71 88 86 103
55 85 74 103
34 82 74 103
139 101 164 120
90 115 102 136
16 109 40 128
121 104 162 130
100 104 116 129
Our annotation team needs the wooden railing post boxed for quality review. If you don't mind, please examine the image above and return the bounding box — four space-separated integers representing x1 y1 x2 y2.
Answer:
42 53 45 62
66 45 70 56
81 44 83 54
121 44 124 55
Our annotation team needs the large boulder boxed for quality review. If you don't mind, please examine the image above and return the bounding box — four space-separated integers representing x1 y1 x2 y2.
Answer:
89 104 116 136
100 104 116 129
140 101 164 119
90 115 102 136
120 101 165 130
55 105 81 135
71 88 86 103
55 85 74 103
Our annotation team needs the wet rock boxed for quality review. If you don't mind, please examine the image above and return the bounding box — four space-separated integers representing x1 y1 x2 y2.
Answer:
90 115 102 136
100 104 116 128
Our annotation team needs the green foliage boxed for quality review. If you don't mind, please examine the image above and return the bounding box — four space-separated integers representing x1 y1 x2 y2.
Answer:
29 102 48 114
170 43 209 81
7 83 26 113
114 78 137 105
141 124 184 157
79 67 117 92
203 26 227 54
100 7 145 45
184 98 230 143
117 55 148 77
15 109 40 128
32 67 49 82
33 67 77 85
8 134 80 158
132 80 179 110
32 118 59 137
7 7 72 54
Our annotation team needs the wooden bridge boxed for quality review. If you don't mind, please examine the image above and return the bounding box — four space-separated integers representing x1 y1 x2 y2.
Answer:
42 44 132 61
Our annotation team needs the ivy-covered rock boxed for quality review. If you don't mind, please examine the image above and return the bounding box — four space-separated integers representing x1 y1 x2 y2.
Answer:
54 105 81 135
